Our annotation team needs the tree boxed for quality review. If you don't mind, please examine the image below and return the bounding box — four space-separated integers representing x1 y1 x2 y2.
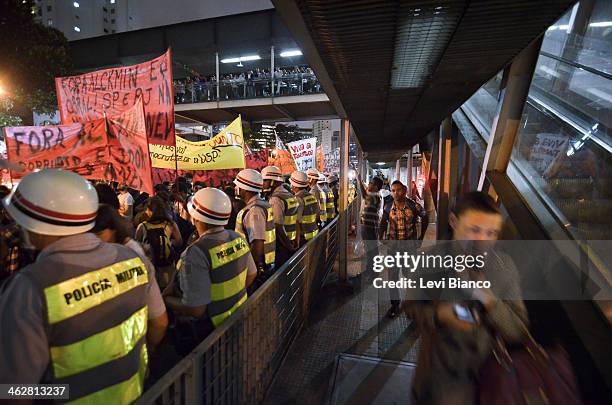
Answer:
0 0 72 127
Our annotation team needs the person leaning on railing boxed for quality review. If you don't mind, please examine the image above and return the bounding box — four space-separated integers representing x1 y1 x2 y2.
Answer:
163 188 257 353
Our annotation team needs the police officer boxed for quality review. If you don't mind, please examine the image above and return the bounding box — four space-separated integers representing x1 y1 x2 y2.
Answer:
319 173 336 222
306 168 327 227
165 188 256 339
327 174 339 216
233 169 276 281
290 171 320 247
262 166 298 268
0 170 168 402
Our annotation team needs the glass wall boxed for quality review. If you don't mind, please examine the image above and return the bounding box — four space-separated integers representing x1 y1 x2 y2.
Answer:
511 0 612 241
461 71 503 139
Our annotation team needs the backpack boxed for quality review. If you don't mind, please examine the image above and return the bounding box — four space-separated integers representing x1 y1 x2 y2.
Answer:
141 222 175 267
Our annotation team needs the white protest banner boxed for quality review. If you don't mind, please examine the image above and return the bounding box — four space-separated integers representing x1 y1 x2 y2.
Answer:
287 137 316 172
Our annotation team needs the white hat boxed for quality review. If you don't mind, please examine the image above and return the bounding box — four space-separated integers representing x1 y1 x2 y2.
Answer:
233 169 263 192
317 173 327 184
290 171 309 188
188 188 232 226
3 170 98 236
306 168 320 180
261 166 283 182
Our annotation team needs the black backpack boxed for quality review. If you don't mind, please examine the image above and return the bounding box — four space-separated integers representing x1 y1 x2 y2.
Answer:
141 222 175 267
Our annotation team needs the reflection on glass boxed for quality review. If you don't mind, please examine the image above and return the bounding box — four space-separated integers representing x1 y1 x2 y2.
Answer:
462 71 503 138
512 0 612 244
512 103 612 241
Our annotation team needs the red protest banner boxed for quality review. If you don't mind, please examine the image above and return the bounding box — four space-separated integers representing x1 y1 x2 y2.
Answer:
105 99 154 195
55 49 175 146
3 120 106 179
3 100 154 195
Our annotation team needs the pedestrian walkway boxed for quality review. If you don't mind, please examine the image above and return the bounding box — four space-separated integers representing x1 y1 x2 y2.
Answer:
265 235 420 405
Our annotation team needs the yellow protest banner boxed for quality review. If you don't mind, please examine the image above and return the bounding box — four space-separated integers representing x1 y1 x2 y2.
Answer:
149 116 246 170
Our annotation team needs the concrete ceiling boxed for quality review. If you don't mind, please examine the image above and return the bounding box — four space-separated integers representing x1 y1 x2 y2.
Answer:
273 0 575 160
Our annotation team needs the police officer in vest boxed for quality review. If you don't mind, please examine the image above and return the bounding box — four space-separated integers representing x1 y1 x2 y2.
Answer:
0 170 168 403
290 171 320 247
319 173 336 222
306 168 327 228
327 174 339 217
233 169 276 288
164 188 256 339
262 166 298 268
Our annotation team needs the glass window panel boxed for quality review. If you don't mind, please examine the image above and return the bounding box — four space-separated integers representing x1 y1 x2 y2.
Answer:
512 102 612 241
461 71 503 139
512 0 612 246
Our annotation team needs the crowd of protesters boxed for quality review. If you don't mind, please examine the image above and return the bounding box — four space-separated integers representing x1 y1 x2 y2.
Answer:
173 66 321 103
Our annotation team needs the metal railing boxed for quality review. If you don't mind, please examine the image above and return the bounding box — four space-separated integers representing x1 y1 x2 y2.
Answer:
136 217 339 404
175 74 324 104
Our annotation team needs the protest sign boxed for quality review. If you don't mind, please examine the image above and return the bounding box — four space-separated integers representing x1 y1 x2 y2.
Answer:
530 133 569 177
55 49 175 146
0 141 13 186
3 100 154 194
149 116 245 170
287 137 316 172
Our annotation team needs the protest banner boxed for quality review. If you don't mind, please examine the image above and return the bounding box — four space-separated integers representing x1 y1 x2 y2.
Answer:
149 116 245 170
268 134 296 175
316 145 325 172
151 148 268 187
55 49 175 146
105 99 154 195
287 137 316 172
3 100 154 195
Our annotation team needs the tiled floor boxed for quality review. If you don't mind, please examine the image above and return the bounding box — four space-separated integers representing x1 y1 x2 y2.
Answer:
265 237 420 405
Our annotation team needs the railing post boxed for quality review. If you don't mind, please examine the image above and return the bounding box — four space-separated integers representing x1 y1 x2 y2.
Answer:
185 354 203 404
338 119 350 281
270 46 275 97
407 149 413 197
215 52 220 102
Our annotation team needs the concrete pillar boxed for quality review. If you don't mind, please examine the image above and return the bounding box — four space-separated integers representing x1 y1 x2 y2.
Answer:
478 36 544 192
338 119 350 281
437 117 458 240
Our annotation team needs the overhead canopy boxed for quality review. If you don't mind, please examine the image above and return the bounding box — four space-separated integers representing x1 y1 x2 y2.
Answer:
273 0 575 160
